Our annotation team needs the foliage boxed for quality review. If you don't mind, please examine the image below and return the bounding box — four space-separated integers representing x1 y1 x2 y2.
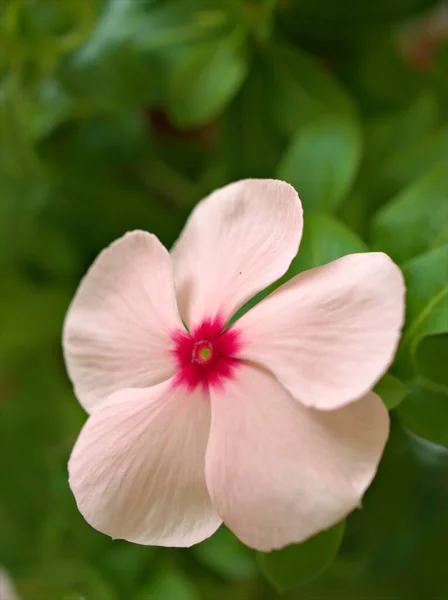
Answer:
0 0 447 598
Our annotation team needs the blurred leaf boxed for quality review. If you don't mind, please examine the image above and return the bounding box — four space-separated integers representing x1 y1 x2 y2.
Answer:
137 570 199 600
365 92 437 165
361 92 438 208
43 158 184 253
0 78 42 178
20 561 117 600
61 43 155 111
45 110 149 164
374 374 410 410
415 334 448 391
192 527 258 581
0 0 101 72
62 0 233 111
372 160 448 263
350 32 421 108
279 213 367 285
398 382 448 447
220 56 284 179
27 78 74 140
343 419 448 598
277 114 362 213
0 275 69 358
101 543 156 593
262 42 354 136
257 521 345 591
396 245 448 376
429 43 448 119
351 104 446 234
0 172 53 265
279 0 439 37
168 32 248 126
77 0 230 54
402 245 448 343
20 221 81 282
378 125 448 199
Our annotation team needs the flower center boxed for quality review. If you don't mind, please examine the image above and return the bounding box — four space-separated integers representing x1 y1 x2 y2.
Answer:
193 341 213 364
171 316 242 391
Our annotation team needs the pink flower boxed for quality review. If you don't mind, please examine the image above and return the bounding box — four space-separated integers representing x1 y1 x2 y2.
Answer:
63 179 405 552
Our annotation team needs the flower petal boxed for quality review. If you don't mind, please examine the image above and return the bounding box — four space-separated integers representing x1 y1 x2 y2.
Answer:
205 365 389 551
0 566 20 600
238 253 405 410
171 179 302 329
69 381 222 547
63 231 184 413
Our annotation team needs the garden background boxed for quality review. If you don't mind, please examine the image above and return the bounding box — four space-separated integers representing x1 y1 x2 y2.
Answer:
0 0 447 598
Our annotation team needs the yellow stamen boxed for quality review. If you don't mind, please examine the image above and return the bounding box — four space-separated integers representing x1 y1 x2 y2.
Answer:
198 346 212 360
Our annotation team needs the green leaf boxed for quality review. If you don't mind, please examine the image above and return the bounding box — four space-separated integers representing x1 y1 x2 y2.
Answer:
398 382 448 447
278 0 438 32
0 79 42 178
192 526 257 581
279 213 367 286
220 56 284 179
430 43 448 119
74 0 229 55
365 92 438 166
257 521 345 591
350 31 421 108
262 42 354 136
168 33 248 127
401 245 448 346
45 111 148 164
361 92 438 209
378 125 448 200
20 561 118 600
137 570 199 600
396 245 448 377
20 222 81 282
0 275 70 359
415 334 448 392
372 160 448 263
27 78 74 140
277 115 362 213
62 0 232 111
374 374 410 410
0 171 53 266
61 43 155 111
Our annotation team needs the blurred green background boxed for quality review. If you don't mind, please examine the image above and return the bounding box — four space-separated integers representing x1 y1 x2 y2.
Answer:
1 0 447 598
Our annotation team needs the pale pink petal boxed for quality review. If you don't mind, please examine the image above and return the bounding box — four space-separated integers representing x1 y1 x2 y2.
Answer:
238 253 405 410
69 381 222 547
63 231 184 413
0 567 20 600
205 365 389 552
171 179 302 329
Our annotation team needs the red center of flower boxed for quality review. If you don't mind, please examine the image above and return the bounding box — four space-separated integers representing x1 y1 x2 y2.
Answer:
172 316 242 391
193 341 213 364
